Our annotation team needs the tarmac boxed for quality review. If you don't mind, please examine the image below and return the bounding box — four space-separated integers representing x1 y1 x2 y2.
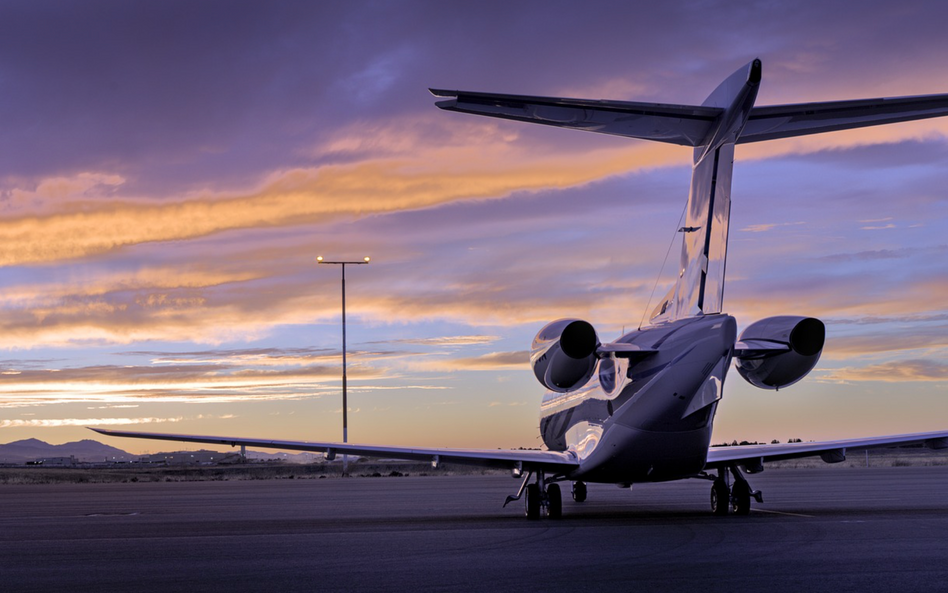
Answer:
2 466 948 592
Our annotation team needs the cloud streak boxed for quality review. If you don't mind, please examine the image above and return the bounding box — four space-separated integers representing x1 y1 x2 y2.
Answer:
826 359 948 383
0 416 183 428
421 351 530 372
0 130 684 267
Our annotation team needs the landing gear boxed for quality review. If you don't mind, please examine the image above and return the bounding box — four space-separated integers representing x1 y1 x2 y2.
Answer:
571 481 587 502
525 483 541 520
504 470 565 519
708 465 762 516
710 478 730 516
547 483 562 519
730 479 751 515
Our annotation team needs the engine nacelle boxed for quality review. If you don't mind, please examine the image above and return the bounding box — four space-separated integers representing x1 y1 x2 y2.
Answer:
735 316 825 390
531 318 599 392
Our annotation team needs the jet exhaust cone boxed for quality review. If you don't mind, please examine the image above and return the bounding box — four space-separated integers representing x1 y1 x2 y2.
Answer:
561 320 598 359
789 318 825 357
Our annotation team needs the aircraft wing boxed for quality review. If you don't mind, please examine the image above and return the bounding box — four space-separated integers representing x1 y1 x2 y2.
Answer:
430 88 721 146
705 429 948 469
88 427 579 472
739 93 948 143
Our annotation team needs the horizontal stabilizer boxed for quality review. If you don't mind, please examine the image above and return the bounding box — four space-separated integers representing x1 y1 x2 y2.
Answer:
430 88 720 146
739 93 948 143
431 89 948 147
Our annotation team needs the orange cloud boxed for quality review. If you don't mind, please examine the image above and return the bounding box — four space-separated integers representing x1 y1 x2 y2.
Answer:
737 119 948 162
369 335 500 347
824 359 948 382
1 129 935 274
0 118 687 268
727 275 948 326
0 358 394 408
0 416 183 428
4 111 939 276
827 329 948 356
416 350 529 372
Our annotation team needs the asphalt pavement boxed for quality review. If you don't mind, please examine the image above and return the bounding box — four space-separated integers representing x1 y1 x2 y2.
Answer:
2 466 947 592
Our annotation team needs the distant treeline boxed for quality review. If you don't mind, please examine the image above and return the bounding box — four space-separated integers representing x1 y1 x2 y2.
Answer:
712 439 805 447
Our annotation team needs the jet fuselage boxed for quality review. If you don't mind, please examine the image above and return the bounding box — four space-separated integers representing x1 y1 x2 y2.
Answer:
540 314 736 483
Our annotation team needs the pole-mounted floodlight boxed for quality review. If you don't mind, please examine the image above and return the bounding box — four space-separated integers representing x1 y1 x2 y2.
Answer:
317 255 370 476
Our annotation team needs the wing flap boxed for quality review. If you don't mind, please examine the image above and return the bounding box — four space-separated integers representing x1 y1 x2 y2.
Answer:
706 429 948 468
89 427 578 472
739 93 948 143
430 89 720 146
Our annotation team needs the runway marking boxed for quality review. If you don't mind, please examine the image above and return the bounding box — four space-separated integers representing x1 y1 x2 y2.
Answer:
752 509 814 518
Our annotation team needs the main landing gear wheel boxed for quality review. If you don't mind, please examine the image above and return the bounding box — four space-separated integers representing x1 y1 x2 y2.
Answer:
525 483 541 520
512 471 566 520
547 483 563 518
571 481 587 503
731 479 752 515
709 466 761 517
710 478 730 516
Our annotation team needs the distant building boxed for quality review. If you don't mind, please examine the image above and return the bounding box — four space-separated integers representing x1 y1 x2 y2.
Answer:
28 456 78 467
139 450 229 465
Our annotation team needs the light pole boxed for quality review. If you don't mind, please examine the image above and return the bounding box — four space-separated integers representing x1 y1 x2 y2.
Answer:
317 255 370 476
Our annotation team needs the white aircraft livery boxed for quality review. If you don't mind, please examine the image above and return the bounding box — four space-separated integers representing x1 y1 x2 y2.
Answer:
94 59 948 519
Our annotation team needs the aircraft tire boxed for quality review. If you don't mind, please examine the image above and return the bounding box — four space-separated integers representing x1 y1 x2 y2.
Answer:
731 481 751 515
711 479 730 516
525 483 541 520
547 483 562 519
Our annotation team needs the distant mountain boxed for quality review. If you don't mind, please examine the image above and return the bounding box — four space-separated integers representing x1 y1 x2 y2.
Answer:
245 450 321 463
0 439 136 463
10 438 49 449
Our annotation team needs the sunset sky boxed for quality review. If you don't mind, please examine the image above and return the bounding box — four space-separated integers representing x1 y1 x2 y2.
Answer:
2 1 947 454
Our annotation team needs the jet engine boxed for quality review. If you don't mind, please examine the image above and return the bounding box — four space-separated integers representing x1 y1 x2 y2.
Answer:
734 316 825 390
531 318 599 392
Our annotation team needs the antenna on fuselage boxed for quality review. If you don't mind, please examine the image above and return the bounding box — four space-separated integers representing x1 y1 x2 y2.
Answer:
638 199 688 330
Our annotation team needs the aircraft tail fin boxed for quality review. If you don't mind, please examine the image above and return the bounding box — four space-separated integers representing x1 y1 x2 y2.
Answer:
651 60 760 323
432 59 948 325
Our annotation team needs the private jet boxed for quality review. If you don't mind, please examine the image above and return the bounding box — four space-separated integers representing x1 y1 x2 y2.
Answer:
93 59 948 519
